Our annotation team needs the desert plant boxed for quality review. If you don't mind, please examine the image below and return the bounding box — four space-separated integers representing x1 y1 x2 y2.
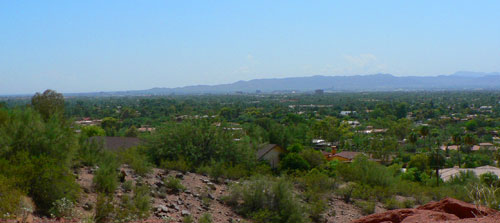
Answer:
164 176 186 194
355 200 376 215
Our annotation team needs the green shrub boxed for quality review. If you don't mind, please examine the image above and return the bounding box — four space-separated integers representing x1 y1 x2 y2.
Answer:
118 146 152 176
161 157 191 173
226 176 307 223
384 197 402 210
183 215 194 223
116 185 151 220
355 200 375 215
0 175 23 218
164 176 186 194
94 194 115 223
336 182 357 203
122 180 133 192
93 154 119 194
49 197 75 218
199 213 213 223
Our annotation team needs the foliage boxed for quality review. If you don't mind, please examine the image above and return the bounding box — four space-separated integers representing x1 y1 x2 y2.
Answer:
93 153 119 194
49 197 75 218
355 200 375 215
118 146 152 176
280 153 310 172
31 89 65 121
164 176 186 194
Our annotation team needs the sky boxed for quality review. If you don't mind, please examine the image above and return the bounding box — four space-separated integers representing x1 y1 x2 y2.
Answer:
1 1 500 95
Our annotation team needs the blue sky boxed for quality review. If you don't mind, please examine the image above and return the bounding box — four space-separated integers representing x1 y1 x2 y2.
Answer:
1 1 500 94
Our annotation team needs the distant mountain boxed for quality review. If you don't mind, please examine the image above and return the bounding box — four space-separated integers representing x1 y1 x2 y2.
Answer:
65 71 500 96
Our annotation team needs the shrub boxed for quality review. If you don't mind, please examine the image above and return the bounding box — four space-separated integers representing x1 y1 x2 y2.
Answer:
300 149 327 169
0 175 23 218
226 176 307 223
336 182 357 203
161 157 191 173
337 155 395 187
93 154 119 194
49 197 75 218
355 200 375 215
199 213 213 223
280 153 310 172
384 197 402 210
480 172 499 187
94 194 115 223
164 176 186 194
118 146 152 176
182 215 194 223
122 180 133 192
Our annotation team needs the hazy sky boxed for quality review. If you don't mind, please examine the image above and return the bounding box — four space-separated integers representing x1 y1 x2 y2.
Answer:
1 1 500 94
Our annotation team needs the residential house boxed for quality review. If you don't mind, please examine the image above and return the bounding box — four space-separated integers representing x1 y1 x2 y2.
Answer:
256 144 285 168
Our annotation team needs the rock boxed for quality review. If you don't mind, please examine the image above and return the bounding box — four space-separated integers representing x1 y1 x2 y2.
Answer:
155 205 169 213
417 197 498 219
184 189 191 194
353 198 500 223
83 202 93 211
208 193 215 200
207 182 216 190
181 210 191 216
202 179 210 183
175 173 184 179
169 203 180 211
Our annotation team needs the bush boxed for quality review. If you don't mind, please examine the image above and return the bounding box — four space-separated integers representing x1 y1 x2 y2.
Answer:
164 176 186 194
94 194 115 223
280 153 310 172
336 182 357 203
199 213 213 223
122 180 133 192
161 157 191 173
49 197 75 218
337 155 395 187
116 185 151 220
93 154 119 194
118 146 152 176
355 200 375 215
384 197 402 210
226 176 307 223
0 175 23 218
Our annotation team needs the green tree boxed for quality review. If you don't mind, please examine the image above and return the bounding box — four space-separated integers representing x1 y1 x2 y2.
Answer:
31 89 65 121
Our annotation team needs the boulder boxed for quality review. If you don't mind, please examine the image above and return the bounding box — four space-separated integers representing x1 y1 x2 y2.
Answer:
353 198 500 223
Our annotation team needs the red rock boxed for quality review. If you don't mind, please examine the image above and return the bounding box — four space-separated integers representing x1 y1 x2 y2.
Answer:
353 198 500 223
417 197 498 219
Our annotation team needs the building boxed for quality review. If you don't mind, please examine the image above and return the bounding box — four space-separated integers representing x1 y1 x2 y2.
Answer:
314 89 324 95
440 166 500 181
440 145 460 151
256 144 285 168
89 136 142 151
340 111 357 116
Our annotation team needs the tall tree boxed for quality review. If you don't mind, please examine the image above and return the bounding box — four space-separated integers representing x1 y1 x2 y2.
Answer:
31 89 65 121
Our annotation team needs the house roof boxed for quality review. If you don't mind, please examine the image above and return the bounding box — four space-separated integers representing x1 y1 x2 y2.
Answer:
89 136 142 151
256 144 282 159
332 151 362 160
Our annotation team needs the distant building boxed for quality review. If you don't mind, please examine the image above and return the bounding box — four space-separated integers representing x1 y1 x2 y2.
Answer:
340 111 357 116
314 89 324 95
256 144 285 168
89 136 142 151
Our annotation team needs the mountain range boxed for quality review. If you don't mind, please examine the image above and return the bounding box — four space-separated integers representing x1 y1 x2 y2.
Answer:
40 71 500 96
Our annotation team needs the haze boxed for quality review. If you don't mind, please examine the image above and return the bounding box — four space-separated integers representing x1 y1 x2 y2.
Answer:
1 0 500 95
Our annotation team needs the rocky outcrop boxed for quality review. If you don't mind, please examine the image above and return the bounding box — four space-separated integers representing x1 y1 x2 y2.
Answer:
353 198 500 223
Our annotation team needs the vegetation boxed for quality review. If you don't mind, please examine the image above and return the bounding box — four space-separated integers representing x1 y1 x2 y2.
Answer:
2 90 500 221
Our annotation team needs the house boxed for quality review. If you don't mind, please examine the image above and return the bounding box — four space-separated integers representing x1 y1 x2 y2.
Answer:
440 145 460 151
256 144 285 168
440 166 500 181
329 151 363 162
89 136 142 151
472 143 497 151
340 111 357 116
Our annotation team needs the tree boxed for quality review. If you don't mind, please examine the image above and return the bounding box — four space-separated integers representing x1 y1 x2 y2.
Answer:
31 89 65 121
101 117 120 136
429 147 445 186
125 125 138 137
280 153 310 172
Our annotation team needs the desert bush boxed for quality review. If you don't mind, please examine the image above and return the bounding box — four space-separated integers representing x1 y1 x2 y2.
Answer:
198 213 213 223
161 157 191 173
467 183 500 210
336 182 357 203
384 197 402 210
226 176 307 223
0 175 23 218
355 200 376 215
337 155 395 187
164 176 186 194
49 197 75 218
118 146 152 176
122 180 133 192
94 194 115 223
93 154 119 194
182 215 194 223
116 185 151 221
